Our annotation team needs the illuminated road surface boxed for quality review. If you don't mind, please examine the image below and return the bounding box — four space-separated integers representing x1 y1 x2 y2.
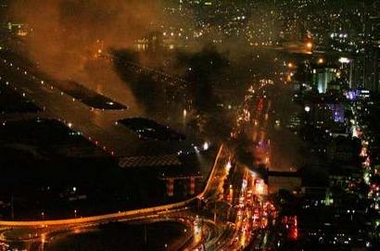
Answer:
0 145 225 250
0 54 282 250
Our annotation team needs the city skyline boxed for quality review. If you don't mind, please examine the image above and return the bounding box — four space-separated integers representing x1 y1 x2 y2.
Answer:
0 0 379 250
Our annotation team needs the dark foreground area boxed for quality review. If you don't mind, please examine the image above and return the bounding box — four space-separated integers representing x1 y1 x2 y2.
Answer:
7 221 189 251
0 118 213 220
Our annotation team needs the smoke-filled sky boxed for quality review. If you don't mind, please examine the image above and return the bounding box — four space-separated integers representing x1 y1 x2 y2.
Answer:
7 0 162 113
6 0 311 171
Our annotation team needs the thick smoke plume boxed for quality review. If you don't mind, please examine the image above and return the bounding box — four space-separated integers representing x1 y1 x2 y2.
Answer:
8 0 161 112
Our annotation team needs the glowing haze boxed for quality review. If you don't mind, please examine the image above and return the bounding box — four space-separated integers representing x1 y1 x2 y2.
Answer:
8 0 162 113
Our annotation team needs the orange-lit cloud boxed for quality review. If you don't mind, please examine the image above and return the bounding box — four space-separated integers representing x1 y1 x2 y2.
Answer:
8 0 161 113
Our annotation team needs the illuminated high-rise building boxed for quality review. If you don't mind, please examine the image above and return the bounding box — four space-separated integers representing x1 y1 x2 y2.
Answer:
311 65 337 94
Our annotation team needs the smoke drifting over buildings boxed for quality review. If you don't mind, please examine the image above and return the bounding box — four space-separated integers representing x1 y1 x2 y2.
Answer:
7 0 161 112
5 0 314 170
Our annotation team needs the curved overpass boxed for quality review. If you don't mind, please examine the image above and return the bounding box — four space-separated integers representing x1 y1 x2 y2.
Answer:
0 145 225 229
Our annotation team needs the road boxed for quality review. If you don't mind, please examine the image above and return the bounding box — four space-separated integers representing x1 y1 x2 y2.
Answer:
0 49 282 250
0 145 225 250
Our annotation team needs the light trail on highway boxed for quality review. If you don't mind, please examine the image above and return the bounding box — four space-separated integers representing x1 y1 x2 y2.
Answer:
0 50 281 250
0 145 226 250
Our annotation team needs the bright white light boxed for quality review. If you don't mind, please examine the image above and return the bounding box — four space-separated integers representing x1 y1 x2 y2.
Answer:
203 142 209 151
225 161 232 171
339 57 350 64
304 106 311 112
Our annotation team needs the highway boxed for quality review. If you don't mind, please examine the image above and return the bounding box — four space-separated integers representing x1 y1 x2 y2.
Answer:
0 48 282 250
0 142 252 250
0 145 226 250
